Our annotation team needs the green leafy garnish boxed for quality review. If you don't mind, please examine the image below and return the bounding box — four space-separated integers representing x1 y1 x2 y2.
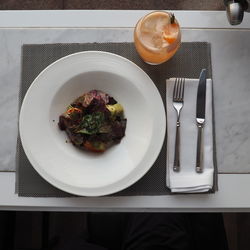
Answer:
77 112 105 135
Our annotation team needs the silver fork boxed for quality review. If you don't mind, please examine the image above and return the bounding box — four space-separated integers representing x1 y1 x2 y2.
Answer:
172 78 185 172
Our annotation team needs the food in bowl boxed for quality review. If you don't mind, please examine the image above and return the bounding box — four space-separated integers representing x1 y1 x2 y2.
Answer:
58 90 127 152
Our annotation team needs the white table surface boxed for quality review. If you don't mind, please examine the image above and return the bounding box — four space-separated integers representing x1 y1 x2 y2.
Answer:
1 10 250 212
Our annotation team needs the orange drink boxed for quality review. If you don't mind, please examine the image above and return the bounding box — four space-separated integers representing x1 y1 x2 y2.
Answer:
134 11 181 65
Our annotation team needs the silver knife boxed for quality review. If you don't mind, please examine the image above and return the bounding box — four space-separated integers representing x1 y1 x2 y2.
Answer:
196 69 207 173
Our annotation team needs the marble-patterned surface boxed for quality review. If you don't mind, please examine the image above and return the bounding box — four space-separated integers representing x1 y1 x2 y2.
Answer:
0 28 250 173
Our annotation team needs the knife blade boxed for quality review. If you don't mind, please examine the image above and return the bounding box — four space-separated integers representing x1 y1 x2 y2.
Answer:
196 69 207 173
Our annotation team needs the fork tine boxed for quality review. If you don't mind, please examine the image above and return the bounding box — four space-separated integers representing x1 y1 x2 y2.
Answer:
181 78 185 99
176 78 181 100
173 78 178 99
179 78 184 100
177 78 181 100
177 78 184 100
175 78 179 99
178 78 183 100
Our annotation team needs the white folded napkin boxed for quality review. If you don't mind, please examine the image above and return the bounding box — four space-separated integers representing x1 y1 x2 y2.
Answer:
166 78 214 193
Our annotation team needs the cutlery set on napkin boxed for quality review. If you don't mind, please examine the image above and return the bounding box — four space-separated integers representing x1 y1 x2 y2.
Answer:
166 69 215 193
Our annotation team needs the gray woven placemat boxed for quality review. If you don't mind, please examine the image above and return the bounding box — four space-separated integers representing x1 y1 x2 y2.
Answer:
16 42 217 197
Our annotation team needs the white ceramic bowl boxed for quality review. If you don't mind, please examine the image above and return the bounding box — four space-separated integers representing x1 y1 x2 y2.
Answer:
19 51 166 196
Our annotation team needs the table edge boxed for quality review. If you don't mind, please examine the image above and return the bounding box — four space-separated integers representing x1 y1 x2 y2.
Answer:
1 173 250 212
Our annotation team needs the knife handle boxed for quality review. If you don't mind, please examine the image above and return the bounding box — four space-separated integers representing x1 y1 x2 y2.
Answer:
196 123 204 173
173 121 180 172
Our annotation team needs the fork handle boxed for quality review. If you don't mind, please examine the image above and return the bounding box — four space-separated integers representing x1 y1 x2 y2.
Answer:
173 121 180 172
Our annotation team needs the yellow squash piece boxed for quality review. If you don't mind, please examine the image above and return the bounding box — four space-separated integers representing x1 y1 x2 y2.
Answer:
106 103 124 117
